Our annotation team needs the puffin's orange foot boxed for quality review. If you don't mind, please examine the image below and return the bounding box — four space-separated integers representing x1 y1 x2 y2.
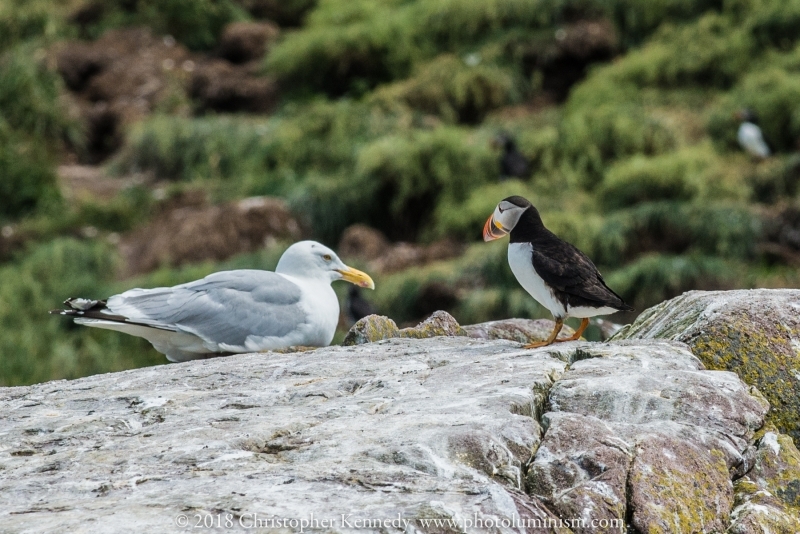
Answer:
522 317 564 349
523 340 553 349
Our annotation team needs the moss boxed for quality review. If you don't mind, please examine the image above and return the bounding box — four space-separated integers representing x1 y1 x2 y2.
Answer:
629 442 732 533
690 317 800 442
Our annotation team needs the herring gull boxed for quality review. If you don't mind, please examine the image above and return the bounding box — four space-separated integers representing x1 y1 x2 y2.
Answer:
50 241 374 362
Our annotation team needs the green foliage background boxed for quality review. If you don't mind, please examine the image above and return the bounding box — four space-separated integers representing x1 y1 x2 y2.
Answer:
2 0 800 385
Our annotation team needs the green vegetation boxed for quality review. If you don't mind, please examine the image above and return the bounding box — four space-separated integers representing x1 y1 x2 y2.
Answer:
2 0 800 386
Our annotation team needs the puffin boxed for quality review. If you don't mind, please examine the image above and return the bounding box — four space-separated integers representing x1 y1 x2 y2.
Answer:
483 196 633 348
735 109 771 159
494 133 530 180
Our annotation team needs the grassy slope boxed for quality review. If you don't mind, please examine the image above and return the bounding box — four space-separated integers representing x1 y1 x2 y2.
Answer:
2 0 800 385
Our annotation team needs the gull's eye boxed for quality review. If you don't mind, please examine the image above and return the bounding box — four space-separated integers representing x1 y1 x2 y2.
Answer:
323 254 332 261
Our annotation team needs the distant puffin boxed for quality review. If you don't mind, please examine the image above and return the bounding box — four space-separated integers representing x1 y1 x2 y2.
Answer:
736 109 771 159
346 285 377 324
494 133 530 180
483 196 633 347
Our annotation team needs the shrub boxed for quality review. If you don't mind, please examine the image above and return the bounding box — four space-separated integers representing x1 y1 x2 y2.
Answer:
112 115 272 182
298 127 495 242
558 100 678 185
605 252 735 310
0 0 63 52
0 126 60 221
0 44 79 144
372 54 519 124
604 14 753 88
86 0 248 50
597 149 720 210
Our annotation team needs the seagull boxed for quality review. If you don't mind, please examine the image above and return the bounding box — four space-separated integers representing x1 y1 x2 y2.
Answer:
494 133 530 180
483 196 632 348
736 109 771 159
50 241 375 362
346 285 377 324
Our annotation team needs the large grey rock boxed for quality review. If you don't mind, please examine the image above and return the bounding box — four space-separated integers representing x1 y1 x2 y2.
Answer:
0 336 772 533
528 341 769 534
1 337 568 533
614 289 800 443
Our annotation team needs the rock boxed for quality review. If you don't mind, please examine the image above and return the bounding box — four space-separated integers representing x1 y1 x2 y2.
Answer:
398 310 466 339
527 341 768 533
0 337 773 532
614 289 800 443
0 337 569 532
218 21 279 64
342 315 400 346
118 195 303 276
343 311 465 346
729 431 800 533
0 335 776 532
464 318 576 344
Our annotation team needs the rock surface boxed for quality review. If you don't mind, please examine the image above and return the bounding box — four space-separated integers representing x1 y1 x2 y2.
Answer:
345 314 576 347
614 288 800 443
0 335 774 533
464 318 575 344
343 311 466 346
728 431 800 533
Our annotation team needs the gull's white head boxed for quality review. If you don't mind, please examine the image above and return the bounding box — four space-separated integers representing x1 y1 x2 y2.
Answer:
276 240 375 289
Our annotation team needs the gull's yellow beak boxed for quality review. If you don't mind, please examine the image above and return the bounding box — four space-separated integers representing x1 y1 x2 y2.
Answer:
483 214 509 241
336 266 375 289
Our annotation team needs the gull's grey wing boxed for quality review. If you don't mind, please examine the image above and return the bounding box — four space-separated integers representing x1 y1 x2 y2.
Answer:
105 270 307 347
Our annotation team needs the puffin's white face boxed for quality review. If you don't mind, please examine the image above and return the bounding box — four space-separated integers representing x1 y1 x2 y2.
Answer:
276 241 375 288
483 200 529 241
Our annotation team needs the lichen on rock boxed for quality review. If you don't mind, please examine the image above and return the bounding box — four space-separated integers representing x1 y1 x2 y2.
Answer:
614 289 800 443
343 310 465 346
728 431 800 533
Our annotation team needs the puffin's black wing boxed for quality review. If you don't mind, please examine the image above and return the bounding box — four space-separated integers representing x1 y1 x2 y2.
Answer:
530 239 632 311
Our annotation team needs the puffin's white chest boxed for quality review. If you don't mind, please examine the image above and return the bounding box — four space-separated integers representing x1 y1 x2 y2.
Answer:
508 242 566 318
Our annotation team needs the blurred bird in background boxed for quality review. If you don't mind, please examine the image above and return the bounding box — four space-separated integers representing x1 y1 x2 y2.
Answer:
493 133 530 180
346 285 378 324
736 109 771 159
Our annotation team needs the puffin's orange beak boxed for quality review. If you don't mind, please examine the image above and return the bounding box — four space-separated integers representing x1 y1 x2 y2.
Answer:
483 214 508 241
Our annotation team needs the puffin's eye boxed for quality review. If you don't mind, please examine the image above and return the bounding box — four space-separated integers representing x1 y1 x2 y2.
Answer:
322 254 332 261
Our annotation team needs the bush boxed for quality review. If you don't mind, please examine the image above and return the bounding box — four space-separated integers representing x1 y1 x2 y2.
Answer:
597 151 709 211
605 252 735 310
372 54 519 124
0 44 79 144
0 126 60 221
265 2 409 97
604 14 752 88
112 115 272 182
298 127 495 242
558 100 678 185
590 201 760 266
0 0 64 52
87 0 248 50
